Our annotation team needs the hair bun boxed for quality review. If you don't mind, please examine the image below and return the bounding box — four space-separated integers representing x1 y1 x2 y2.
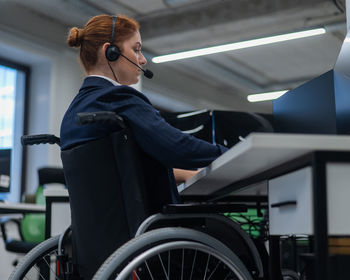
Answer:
67 27 84 47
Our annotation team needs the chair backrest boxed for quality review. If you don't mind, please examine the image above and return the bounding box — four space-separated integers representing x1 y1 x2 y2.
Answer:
61 127 164 278
38 167 66 186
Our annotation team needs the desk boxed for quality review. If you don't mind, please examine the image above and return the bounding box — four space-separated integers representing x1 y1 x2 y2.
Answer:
44 188 70 238
179 133 350 196
179 133 350 280
0 202 45 215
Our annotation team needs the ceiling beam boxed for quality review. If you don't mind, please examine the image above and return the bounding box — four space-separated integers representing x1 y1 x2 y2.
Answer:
138 0 345 40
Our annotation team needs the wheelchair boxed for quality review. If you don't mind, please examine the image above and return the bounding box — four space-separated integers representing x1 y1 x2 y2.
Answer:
8 111 294 280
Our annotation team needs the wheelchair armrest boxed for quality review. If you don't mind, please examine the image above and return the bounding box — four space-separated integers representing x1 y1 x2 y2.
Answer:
162 202 248 214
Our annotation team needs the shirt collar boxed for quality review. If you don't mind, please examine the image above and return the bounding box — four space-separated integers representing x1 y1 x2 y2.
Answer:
88 75 121 86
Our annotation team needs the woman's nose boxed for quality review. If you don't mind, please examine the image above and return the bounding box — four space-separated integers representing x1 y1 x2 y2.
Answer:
140 53 147 65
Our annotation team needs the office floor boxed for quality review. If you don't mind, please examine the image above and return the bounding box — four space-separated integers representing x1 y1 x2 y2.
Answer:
0 222 23 279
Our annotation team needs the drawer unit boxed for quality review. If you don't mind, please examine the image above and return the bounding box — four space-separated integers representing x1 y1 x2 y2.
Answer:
269 167 313 235
327 163 350 235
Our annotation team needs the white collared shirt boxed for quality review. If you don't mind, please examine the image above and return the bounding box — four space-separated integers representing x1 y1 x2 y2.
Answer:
88 75 121 86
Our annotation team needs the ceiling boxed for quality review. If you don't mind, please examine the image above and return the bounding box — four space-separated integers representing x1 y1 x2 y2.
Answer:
0 0 347 113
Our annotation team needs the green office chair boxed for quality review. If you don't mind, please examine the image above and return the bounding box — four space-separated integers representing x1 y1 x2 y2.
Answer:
0 167 65 262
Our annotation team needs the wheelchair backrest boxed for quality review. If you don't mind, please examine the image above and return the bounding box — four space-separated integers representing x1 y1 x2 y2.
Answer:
61 127 153 277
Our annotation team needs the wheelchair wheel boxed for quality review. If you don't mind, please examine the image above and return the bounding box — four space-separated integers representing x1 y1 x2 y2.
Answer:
93 227 253 280
9 235 60 280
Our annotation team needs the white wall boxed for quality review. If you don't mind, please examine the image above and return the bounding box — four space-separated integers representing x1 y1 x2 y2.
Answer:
0 28 83 198
348 0 350 31
47 53 84 168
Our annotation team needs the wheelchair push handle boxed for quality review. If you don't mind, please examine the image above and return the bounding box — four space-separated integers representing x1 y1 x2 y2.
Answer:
77 111 126 128
21 111 125 147
21 134 60 146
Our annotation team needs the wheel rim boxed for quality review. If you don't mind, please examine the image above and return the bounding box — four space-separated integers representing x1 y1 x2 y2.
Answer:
116 241 247 280
16 248 60 280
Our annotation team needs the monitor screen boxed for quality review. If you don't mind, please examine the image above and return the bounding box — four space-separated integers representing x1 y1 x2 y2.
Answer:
273 70 338 134
162 110 273 148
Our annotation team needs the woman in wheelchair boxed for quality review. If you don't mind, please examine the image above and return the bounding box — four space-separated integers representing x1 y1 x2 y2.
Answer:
11 14 270 280
62 14 228 197
60 14 233 279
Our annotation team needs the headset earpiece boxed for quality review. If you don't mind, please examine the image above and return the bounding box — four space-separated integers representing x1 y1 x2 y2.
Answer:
105 16 120 62
106 45 120 61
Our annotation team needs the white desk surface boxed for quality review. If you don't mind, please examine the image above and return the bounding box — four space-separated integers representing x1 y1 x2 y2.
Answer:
179 133 350 195
0 201 45 213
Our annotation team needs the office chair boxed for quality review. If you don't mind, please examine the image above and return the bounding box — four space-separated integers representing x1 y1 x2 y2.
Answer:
0 167 65 261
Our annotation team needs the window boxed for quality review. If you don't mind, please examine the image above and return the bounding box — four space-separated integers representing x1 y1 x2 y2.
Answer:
0 58 29 201
0 65 16 148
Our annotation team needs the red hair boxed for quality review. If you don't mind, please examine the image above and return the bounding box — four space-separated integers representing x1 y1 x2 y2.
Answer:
67 14 139 71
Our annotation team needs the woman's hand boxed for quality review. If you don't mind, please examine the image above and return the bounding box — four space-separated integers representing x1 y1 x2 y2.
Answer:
173 168 200 184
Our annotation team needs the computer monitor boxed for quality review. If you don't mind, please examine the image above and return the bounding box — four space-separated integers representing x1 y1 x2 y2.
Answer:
162 110 273 148
273 70 338 134
273 29 350 135
0 148 11 193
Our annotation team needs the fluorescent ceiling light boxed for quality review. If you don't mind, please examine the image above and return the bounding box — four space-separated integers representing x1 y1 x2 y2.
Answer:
247 90 288 102
152 28 326 63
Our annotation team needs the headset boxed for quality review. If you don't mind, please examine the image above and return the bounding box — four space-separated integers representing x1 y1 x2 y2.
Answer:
105 15 153 79
105 16 120 62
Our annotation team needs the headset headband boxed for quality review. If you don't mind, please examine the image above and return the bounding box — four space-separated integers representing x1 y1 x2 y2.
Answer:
110 16 117 45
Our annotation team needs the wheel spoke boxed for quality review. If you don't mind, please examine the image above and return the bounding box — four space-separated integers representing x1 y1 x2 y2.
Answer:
133 269 141 280
158 253 169 280
168 250 171 279
203 254 211 280
207 259 221 280
189 250 197 280
223 270 233 280
42 255 60 280
144 260 154 280
181 249 184 280
33 265 48 280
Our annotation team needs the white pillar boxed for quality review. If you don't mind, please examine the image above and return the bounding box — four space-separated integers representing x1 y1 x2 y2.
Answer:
347 0 350 31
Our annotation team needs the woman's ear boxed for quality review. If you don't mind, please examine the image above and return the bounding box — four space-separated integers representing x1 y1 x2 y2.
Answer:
102 42 110 54
99 42 111 63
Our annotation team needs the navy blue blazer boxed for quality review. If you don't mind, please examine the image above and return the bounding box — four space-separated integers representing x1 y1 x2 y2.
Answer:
60 76 228 201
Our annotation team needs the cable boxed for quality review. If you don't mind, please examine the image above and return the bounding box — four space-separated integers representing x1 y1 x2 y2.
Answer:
107 62 119 83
